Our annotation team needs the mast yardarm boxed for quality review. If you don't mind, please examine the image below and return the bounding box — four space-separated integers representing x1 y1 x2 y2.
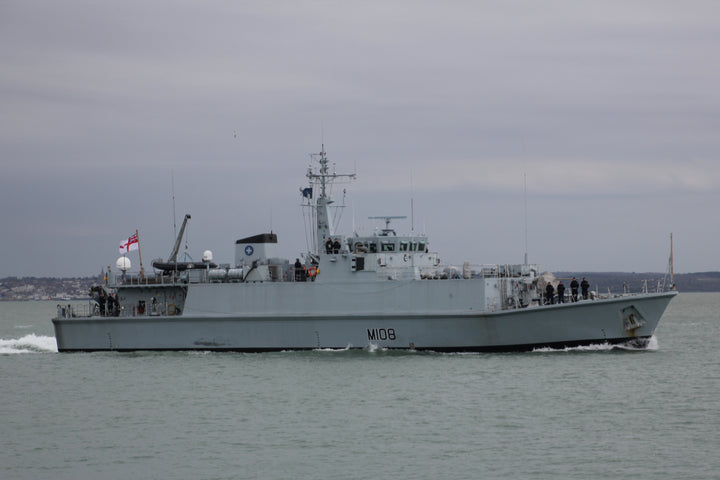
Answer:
305 145 356 254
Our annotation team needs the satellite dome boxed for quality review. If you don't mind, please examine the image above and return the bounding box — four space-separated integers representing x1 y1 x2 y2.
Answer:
116 256 132 272
203 250 213 262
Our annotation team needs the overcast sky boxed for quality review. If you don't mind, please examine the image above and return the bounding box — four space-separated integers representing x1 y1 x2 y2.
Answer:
2 1 719 277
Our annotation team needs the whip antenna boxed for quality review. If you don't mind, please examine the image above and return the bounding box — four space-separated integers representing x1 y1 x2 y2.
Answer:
523 170 528 265
172 170 177 240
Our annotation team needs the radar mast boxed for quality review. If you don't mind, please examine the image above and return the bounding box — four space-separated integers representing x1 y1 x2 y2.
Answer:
303 145 356 255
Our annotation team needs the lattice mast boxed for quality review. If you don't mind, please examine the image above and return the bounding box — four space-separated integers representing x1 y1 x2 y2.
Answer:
303 145 356 255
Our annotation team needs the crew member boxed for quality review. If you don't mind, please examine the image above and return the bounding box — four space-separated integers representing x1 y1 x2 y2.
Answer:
581 277 590 300
545 283 555 305
570 277 579 302
99 289 107 315
108 294 119 316
294 258 305 282
332 238 341 254
325 238 333 254
557 281 566 303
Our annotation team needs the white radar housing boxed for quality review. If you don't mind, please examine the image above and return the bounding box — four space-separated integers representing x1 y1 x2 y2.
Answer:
116 256 132 272
202 250 213 262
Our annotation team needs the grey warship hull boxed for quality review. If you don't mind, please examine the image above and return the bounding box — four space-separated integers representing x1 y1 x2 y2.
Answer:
53 282 676 352
53 145 677 352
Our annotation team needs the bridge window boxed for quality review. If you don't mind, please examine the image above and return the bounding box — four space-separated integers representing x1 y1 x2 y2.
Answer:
381 242 395 252
410 242 417 251
400 241 409 251
418 241 426 251
368 243 378 253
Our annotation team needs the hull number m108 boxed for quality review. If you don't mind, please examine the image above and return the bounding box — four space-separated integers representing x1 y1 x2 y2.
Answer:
367 328 396 341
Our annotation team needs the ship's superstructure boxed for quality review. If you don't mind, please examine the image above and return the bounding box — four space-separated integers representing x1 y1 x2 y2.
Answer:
53 146 677 352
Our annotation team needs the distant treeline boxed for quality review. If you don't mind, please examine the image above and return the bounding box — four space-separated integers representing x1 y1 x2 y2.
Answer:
2 272 720 297
555 271 720 293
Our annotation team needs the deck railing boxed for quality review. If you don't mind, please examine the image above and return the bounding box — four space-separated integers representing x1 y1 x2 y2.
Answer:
108 263 672 296
56 302 94 319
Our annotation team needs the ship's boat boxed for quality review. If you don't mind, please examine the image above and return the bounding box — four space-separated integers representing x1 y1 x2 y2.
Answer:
53 146 677 352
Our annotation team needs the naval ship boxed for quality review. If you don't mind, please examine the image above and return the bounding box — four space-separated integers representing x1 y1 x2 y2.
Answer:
53 147 677 352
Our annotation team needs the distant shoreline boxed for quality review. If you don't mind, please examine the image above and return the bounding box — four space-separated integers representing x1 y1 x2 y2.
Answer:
0 277 97 301
2 272 720 301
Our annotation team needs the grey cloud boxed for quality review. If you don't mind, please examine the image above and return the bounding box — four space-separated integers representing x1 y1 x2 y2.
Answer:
1 1 718 276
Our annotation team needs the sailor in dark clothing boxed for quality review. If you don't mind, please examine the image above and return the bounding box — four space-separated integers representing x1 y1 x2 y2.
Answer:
545 283 555 305
294 258 305 282
581 277 590 300
98 289 106 315
325 238 333 254
556 281 565 303
332 238 341 254
570 277 579 302
107 294 119 316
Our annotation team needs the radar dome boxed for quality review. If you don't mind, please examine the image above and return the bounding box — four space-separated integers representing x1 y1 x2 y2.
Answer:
203 250 213 262
116 256 132 272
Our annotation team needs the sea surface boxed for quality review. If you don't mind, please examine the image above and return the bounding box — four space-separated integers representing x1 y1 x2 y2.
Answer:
1 293 718 480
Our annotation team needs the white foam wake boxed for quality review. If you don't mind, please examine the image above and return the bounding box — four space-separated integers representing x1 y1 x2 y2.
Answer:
0 334 58 354
532 335 658 353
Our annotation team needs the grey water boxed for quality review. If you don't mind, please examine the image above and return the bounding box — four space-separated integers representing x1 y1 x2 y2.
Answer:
1 293 718 480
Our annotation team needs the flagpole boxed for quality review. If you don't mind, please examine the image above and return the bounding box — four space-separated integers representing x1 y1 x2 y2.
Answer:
136 229 145 280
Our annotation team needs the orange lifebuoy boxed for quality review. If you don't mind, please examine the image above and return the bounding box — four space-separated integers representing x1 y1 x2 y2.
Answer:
307 267 318 277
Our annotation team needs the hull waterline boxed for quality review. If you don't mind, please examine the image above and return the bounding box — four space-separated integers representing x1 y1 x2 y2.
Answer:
53 291 677 353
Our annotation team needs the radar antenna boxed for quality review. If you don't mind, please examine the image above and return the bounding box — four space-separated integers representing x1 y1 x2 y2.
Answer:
368 216 407 236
